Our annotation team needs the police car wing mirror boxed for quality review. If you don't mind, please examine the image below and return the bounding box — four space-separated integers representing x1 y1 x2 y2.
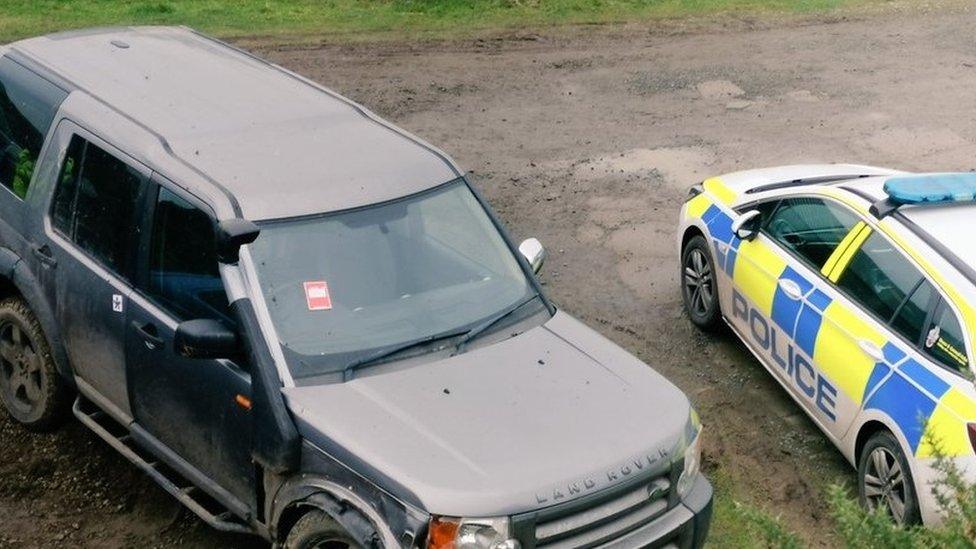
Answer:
731 210 762 241
519 238 546 274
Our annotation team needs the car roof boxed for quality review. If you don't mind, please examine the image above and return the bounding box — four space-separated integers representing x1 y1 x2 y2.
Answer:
8 27 460 220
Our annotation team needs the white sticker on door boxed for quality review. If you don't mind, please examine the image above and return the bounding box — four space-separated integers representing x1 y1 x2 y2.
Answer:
112 294 124 313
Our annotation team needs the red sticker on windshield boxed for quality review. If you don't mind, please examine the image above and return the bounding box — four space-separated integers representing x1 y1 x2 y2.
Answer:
304 281 333 311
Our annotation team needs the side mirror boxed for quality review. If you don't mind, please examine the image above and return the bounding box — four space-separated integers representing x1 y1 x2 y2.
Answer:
519 238 547 274
731 210 762 241
175 319 239 360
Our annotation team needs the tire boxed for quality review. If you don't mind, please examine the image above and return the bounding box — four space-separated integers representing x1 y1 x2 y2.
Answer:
0 297 71 431
681 235 722 331
857 430 921 526
284 510 361 549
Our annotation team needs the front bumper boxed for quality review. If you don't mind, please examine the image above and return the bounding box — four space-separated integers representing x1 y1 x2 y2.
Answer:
602 474 713 549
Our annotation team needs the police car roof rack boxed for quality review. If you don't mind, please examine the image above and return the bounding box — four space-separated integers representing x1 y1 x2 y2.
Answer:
869 197 901 219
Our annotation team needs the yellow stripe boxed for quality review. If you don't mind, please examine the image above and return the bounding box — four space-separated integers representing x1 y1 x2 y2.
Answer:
703 177 737 206
818 187 870 216
732 239 787 317
821 221 867 278
828 225 872 283
686 193 712 219
917 388 976 457
815 302 887 405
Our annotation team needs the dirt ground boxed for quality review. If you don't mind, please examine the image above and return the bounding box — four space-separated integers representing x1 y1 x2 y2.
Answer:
4 5 976 547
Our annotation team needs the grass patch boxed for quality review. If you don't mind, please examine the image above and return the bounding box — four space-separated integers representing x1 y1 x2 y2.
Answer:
707 469 807 548
0 0 890 44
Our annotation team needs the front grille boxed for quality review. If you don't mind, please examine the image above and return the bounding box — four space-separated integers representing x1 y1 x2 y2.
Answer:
513 473 674 549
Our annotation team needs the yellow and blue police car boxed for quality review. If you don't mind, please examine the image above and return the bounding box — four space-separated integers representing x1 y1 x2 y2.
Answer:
678 164 976 526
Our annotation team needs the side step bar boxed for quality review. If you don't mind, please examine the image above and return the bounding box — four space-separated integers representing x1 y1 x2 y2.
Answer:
72 397 253 535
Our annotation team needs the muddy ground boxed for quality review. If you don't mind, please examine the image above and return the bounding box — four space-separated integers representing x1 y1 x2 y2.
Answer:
4 5 976 547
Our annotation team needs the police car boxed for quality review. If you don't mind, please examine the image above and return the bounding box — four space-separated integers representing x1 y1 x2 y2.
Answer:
677 164 976 526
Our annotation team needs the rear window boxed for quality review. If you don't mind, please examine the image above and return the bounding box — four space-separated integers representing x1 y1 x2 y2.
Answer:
0 58 67 199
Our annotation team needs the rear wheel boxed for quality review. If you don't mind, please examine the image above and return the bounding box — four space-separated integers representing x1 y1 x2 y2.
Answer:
284 510 361 549
681 235 721 331
0 297 70 431
858 431 921 526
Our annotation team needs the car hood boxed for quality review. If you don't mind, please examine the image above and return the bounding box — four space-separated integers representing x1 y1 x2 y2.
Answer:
282 311 692 517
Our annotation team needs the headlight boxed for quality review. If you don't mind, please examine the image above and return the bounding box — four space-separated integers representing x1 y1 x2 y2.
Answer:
676 422 703 499
427 516 520 549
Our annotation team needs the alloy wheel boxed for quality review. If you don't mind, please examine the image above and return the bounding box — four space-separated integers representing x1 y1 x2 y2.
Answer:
0 321 43 415
863 447 907 524
684 248 714 317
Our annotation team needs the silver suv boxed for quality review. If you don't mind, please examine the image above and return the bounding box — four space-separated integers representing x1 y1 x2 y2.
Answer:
0 27 712 548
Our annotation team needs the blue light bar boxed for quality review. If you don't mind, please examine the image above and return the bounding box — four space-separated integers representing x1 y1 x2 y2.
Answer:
884 173 976 205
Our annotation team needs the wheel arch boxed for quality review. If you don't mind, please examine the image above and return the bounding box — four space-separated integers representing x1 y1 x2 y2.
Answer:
680 224 707 253
0 247 72 386
270 476 398 548
847 411 919 480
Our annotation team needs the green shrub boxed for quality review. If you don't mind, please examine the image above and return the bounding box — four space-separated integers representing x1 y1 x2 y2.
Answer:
12 149 34 199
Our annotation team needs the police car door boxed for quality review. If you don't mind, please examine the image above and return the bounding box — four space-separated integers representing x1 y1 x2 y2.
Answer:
820 225 973 454
730 197 860 437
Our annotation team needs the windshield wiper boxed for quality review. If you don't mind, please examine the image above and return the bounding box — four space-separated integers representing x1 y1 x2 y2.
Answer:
342 327 469 378
454 295 539 354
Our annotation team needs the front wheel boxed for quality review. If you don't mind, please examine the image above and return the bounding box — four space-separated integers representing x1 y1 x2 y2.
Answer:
857 431 921 526
0 297 71 431
285 510 361 549
681 235 721 331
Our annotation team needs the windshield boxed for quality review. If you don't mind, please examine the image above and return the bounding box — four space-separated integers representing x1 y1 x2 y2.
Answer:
249 180 540 379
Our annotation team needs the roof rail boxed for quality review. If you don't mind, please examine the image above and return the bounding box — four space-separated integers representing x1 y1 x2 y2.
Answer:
745 174 873 195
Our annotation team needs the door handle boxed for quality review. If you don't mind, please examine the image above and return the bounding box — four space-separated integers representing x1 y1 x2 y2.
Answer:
133 321 164 350
778 278 804 301
32 244 57 268
858 339 885 363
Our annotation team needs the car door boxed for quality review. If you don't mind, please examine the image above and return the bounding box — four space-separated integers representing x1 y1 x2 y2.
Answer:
125 175 255 510
729 197 860 434
43 126 148 416
821 227 970 453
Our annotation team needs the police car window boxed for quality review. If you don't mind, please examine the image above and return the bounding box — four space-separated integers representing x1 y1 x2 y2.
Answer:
764 198 859 269
889 279 935 346
835 231 926 333
0 59 67 199
924 300 970 375
144 187 232 324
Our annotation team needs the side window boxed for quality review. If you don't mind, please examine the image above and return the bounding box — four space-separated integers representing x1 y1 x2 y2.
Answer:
50 135 146 275
835 231 929 337
889 279 936 345
0 58 68 199
144 187 231 323
764 198 859 269
924 301 970 374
